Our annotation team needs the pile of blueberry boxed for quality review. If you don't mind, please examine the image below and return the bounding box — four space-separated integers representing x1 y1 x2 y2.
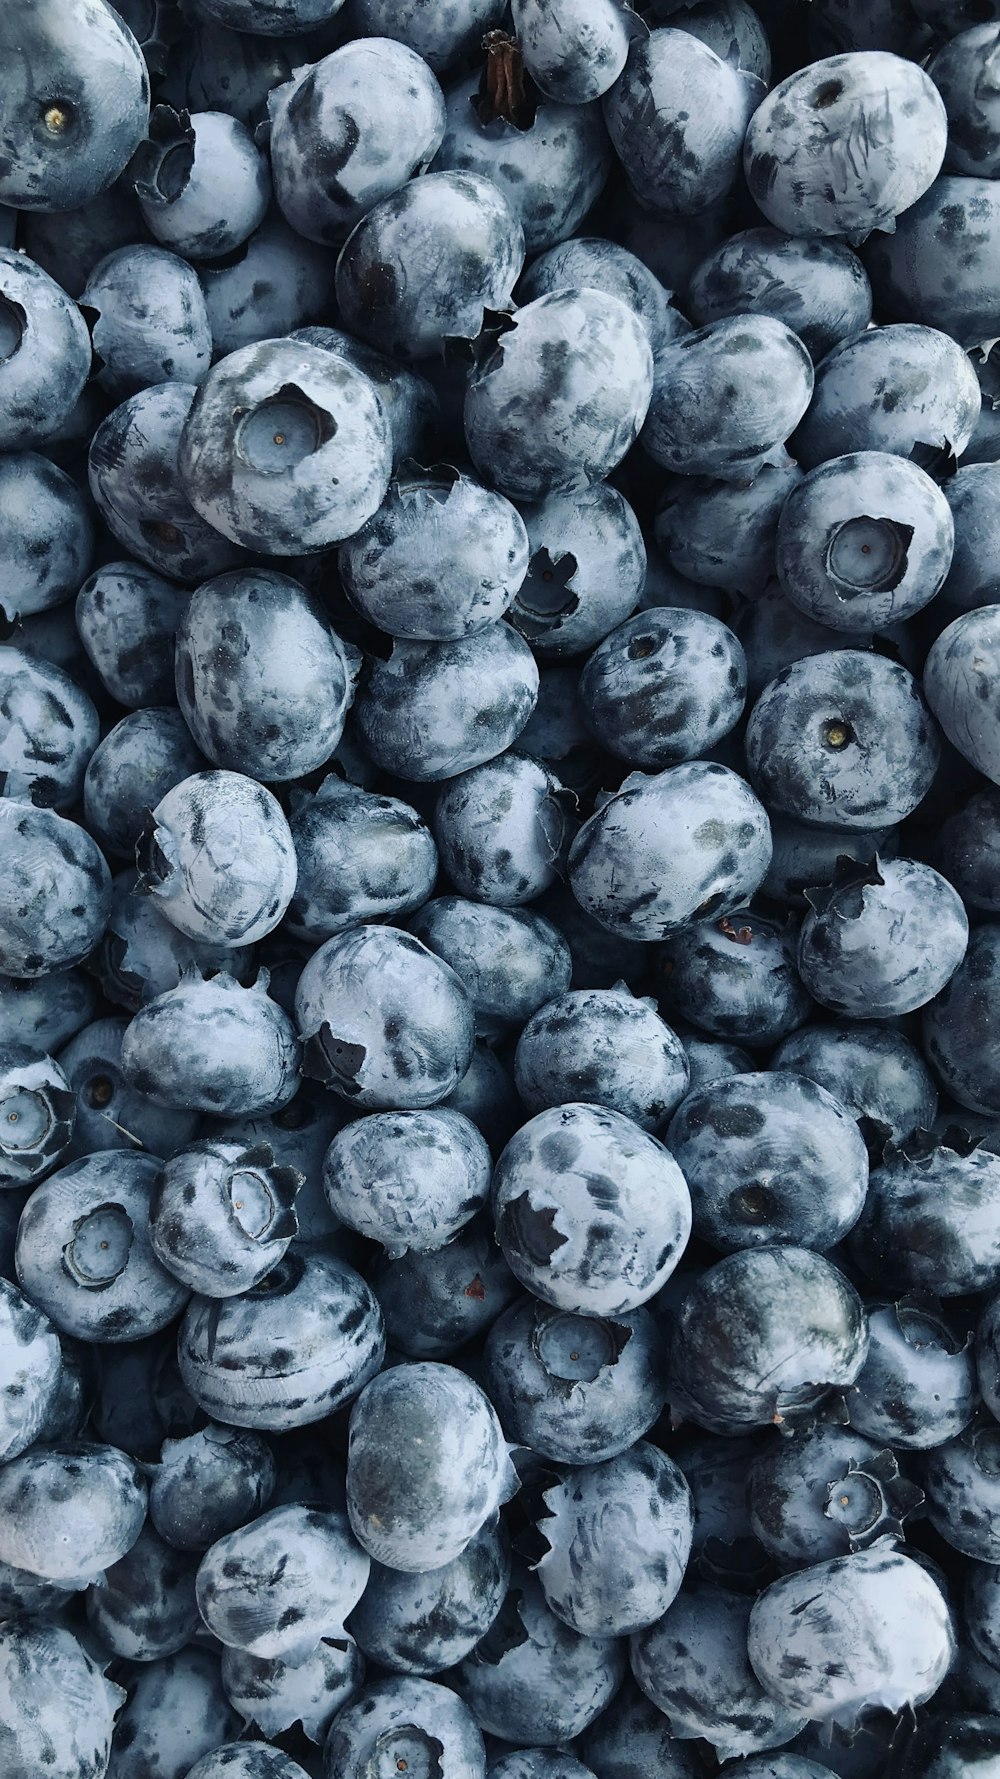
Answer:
8 0 1000 1774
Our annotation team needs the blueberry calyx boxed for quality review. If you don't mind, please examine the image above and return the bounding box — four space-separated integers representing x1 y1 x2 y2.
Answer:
509 549 580 640
825 516 914 596
803 853 886 917
63 1201 134 1288
132 106 195 208
0 296 25 363
301 1023 367 1091
823 1448 924 1549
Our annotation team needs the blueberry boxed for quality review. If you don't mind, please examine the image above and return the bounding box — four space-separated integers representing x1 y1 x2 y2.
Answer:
658 910 813 1050
83 709 207 861
0 1042 75 1187
491 1755 597 1779
747 1547 955 1719
745 650 941 829
18 179 145 299
58 1013 200 1160
0 246 92 450
776 451 955 631
749 1426 921 1568
654 463 803 599
197 1501 369 1658
220 1638 364 1746
121 970 302 1117
133 105 270 259
519 236 685 356
929 27 1000 174
940 465 1000 614
199 213 336 357
454 1562 625 1745
849 1128 1000 1297
0 1276 63 1462
354 623 540 782
340 463 529 642
923 924 1000 1116
138 770 297 948
86 1520 200 1662
0 1437 146 1585
345 0 505 73
484 1293 667 1463
567 760 772 941
799 855 968 1016
940 787 1000 912
734 582 911 704
335 170 525 363
286 779 438 945
964 1562 1000 1673
293 325 439 468
178 1248 385 1430
150 1136 302 1295
105 1646 241 1779
579 607 747 769
631 1583 808 1759
849 1295 977 1450
680 1030 755 1094
81 243 213 398
177 337 392 553
185 1747 312 1779
0 1619 126 1779
204 1082 348 1244
508 481 647 658
514 986 689 1131
921 1414 1000 1560
669 1425 772 1590
295 924 475 1108
0 1559 73 1623
794 324 982 468
192 0 350 28
433 753 570 905
323 1107 490 1254
76 561 190 709
464 289 653 501
322 1677 486 1779
268 38 446 244
669 1246 869 1433
603 28 763 216
0 645 100 813
687 227 873 361
578 1676 706 1779
771 1022 938 1144
0 451 93 621
370 1212 520 1359
512 0 635 101
0 799 111 978
642 315 814 482
925 606 1000 785
149 1422 276 1551
347 1360 518 1570
348 1519 510 1674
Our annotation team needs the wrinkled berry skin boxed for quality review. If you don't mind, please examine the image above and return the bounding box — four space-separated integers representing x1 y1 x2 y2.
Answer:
484 1293 667 1464
175 570 358 781
746 651 941 830
747 1548 955 1719
150 1137 302 1296
323 1107 490 1255
322 1678 486 1779
794 324 982 468
849 1297 977 1450
579 607 746 769
658 910 812 1051
347 1361 517 1571
772 1022 938 1143
0 801 111 978
925 606 1000 785
76 561 190 710
0 1619 125 1779
0 452 93 621
850 1132 1000 1297
371 1212 520 1358
197 1502 369 1658
923 924 1000 1115
355 623 539 782
287 778 438 945
464 289 654 502
642 315 814 483
0 1043 75 1187
149 1423 276 1551
688 227 873 361
122 971 301 1117
340 465 529 642
335 170 525 363
669 1246 868 1434
268 39 446 244
178 1248 385 1430
411 898 572 1041
348 1519 510 1674
295 924 475 1109
744 52 947 242
178 338 392 553
568 761 772 941
514 987 689 1131
604 29 762 216
799 857 968 1016
139 770 297 948
83 710 207 862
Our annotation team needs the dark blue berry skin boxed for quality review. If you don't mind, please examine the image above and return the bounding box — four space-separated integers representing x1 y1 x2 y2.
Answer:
370 1212 520 1358
604 28 762 216
940 788 1000 912
776 451 955 633
772 1022 938 1144
443 1044 522 1155
926 606 1000 785
122 970 302 1117
433 753 570 905
18 178 146 299
292 325 439 469
455 1563 625 1746
355 623 539 782
864 176 1000 352
178 1248 385 1431
514 986 689 1131
680 1030 755 1095
965 1562 1000 1673
348 1519 510 1674
745 650 941 830
149 1423 276 1551
0 0 149 212
490 1755 596 1779
579 607 746 769
85 1520 200 1662
688 227 873 361
0 247 92 450
58 1014 200 1161
798 856 968 1017
848 1295 977 1451
0 801 111 978
630 1583 807 1760
81 244 212 399
568 760 772 941
466 289 653 503
287 779 437 946
941 465 1000 614
83 708 207 861
642 314 814 483
0 1042 75 1188
268 38 445 245
930 26 1000 173
536 880 650 993
579 1675 706 1779
433 72 611 255
88 382 247 584
175 569 359 783
340 465 529 642
923 924 1000 1115
667 1069 868 1254
519 236 684 356
922 1416 1000 1560
850 1130 1000 1297
335 170 525 363
748 1424 907 1570
484 1292 667 1463
793 325 982 469
199 213 335 358
669 1424 772 1591
346 0 505 72
0 646 98 812
654 464 803 599
323 1678 486 1779
658 910 813 1050
75 561 190 709
734 583 909 704
295 924 475 1109
509 482 647 660
0 452 93 622
16 1149 191 1344
669 1246 868 1434
410 898 572 1042
133 105 270 260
